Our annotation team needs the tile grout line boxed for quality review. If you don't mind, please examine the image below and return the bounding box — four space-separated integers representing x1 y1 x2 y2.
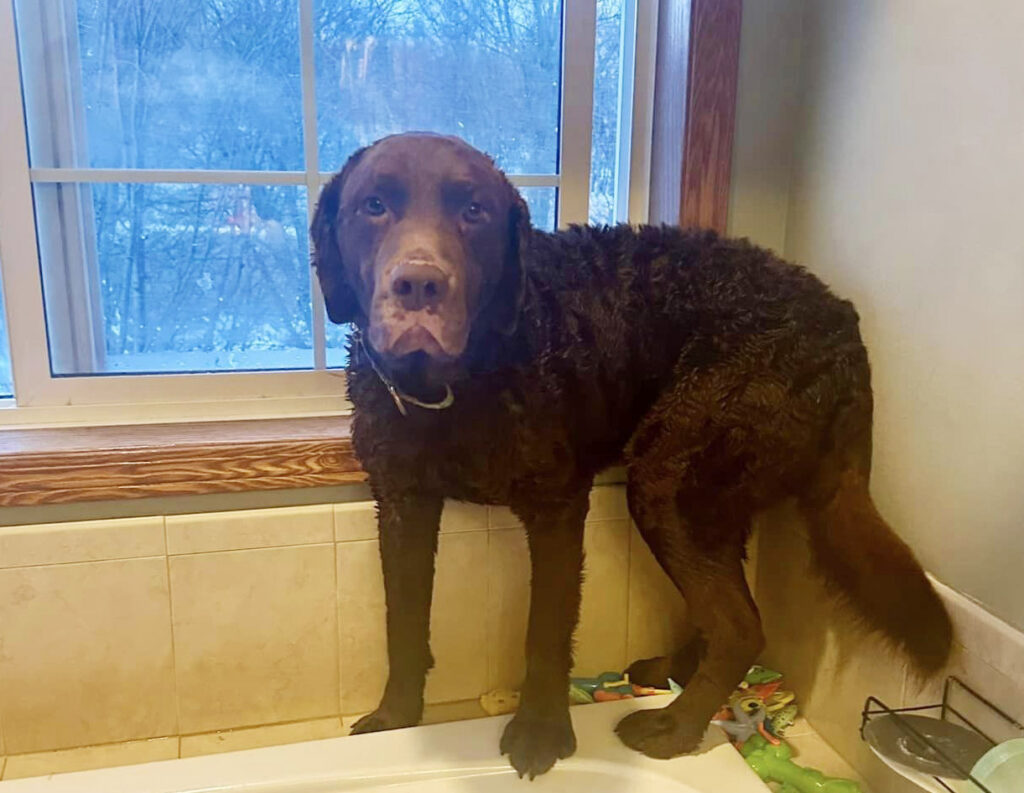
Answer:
0 554 168 572
0 535 349 571
9 714 352 762
623 517 634 671
5 702 502 772
180 714 345 740
624 520 635 667
4 735 179 762
0 670 8 777
163 515 184 755
334 523 352 719
332 534 344 721
485 526 494 694
168 539 336 558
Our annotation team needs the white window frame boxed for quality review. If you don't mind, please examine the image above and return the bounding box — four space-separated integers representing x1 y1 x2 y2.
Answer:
0 0 655 427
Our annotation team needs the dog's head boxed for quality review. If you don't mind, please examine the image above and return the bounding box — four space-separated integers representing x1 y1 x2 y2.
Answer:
311 133 530 377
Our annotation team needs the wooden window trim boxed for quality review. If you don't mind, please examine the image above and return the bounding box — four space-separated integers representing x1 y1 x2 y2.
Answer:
0 1 742 508
680 0 742 231
651 0 743 232
0 417 364 507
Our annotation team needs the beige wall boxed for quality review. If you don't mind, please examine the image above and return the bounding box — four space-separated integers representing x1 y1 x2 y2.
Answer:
727 0 805 250
731 0 1024 632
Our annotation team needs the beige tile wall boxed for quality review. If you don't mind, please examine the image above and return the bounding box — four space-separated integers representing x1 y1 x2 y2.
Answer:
12 483 1010 791
0 485 693 756
753 509 1024 793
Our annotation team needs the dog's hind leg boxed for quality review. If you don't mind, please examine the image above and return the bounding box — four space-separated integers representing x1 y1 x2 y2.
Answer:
615 363 785 758
625 634 705 691
616 464 763 758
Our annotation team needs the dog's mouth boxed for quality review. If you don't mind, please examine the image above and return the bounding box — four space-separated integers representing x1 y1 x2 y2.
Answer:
367 317 465 364
390 325 450 359
365 331 463 397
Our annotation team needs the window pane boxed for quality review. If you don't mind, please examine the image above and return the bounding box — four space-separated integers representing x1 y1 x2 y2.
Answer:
324 185 557 368
0 277 12 397
33 183 313 375
325 321 350 369
521 186 558 232
590 0 625 226
315 0 563 174
15 0 304 171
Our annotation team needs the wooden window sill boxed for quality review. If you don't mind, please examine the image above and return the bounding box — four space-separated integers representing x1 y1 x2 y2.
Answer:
0 416 365 507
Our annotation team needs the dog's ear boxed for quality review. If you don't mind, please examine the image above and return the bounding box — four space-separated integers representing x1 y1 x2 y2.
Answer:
311 148 366 324
491 187 531 336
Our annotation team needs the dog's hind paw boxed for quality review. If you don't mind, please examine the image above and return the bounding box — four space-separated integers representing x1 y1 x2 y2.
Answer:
500 709 576 779
615 708 702 759
624 655 673 688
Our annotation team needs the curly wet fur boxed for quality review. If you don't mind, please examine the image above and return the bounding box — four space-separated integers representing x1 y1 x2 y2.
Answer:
312 135 952 777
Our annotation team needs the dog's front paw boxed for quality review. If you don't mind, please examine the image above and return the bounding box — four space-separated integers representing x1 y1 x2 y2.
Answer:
615 708 702 759
500 708 576 779
349 701 421 736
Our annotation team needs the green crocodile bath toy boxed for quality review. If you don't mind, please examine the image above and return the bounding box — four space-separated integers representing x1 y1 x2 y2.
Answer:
740 735 862 793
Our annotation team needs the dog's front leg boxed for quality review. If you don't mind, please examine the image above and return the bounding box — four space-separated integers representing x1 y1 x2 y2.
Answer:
500 492 588 778
350 493 442 735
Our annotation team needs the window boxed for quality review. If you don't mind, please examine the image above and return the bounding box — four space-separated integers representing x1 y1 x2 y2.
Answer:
0 0 690 423
0 0 654 421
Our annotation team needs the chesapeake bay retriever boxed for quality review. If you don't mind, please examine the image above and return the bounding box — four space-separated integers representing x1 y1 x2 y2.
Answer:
311 132 952 778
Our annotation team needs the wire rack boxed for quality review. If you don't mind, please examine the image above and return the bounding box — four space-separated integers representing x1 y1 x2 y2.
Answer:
860 676 1024 793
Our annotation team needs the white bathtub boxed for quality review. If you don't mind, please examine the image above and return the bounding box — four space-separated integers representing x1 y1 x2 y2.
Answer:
1 698 769 792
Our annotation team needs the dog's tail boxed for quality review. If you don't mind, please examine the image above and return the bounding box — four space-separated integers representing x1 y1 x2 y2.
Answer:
802 467 953 675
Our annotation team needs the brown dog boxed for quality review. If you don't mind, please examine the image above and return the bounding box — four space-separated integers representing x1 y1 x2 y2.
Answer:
311 132 952 778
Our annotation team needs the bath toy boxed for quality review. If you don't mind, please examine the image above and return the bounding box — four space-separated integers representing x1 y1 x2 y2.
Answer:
480 688 520 716
567 672 672 705
744 665 784 685
631 683 672 696
571 672 633 696
717 668 797 738
594 689 634 702
748 680 782 700
741 734 862 793
713 697 780 746
764 688 796 712
488 671 676 713
568 683 594 705
768 702 799 736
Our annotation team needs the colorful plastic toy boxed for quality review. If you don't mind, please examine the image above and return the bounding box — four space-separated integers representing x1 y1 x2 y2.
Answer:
485 671 674 714
479 688 520 716
568 683 594 705
713 698 780 747
768 702 799 735
568 672 672 705
571 672 633 696
741 734 862 793
719 666 797 737
744 665 784 685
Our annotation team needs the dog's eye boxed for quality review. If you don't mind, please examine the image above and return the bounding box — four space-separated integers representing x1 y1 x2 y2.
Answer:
363 196 386 216
464 201 485 222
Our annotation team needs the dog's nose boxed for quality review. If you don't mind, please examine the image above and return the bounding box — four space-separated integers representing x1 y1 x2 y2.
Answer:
390 262 449 311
